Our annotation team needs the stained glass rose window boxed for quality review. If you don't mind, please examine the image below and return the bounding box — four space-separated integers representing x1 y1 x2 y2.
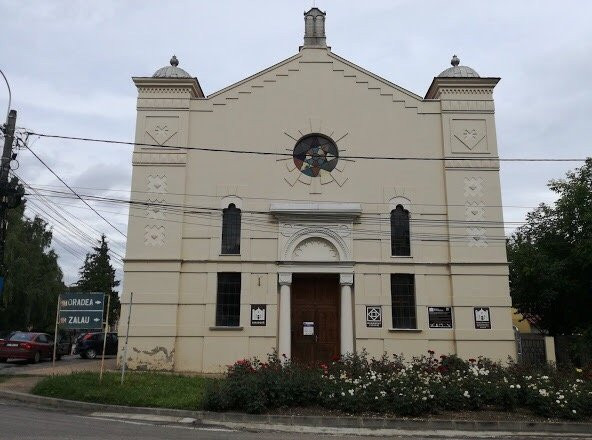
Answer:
292 134 339 177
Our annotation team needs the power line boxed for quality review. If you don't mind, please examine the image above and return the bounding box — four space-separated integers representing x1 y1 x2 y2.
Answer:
28 194 584 248
22 143 127 238
28 189 523 229
24 199 124 266
22 194 124 266
15 174 125 260
23 130 589 162
26 182 546 211
24 191 519 242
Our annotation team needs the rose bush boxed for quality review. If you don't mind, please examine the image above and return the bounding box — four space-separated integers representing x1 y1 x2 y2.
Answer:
202 350 592 419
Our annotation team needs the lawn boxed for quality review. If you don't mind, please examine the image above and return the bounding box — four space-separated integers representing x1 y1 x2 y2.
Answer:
32 371 212 410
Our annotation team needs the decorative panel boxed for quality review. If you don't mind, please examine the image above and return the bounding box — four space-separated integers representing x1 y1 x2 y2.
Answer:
451 119 488 153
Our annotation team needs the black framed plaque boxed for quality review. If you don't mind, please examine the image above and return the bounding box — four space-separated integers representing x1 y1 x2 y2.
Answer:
250 304 266 326
474 307 491 329
366 306 382 328
428 306 453 329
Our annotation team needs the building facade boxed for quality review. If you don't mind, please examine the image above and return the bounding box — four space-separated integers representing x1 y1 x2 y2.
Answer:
120 8 515 372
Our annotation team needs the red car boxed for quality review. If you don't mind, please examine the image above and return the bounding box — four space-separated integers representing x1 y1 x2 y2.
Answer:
0 332 66 363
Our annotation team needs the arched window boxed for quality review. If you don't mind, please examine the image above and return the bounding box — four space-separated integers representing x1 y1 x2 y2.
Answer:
391 205 410 256
221 203 241 254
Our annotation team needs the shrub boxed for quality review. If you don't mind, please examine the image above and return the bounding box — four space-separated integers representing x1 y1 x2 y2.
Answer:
202 350 592 419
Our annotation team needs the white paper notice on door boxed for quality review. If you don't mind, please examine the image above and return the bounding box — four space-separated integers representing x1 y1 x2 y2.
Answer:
303 321 314 336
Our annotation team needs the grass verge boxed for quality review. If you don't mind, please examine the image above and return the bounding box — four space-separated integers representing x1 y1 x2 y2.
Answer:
32 371 212 410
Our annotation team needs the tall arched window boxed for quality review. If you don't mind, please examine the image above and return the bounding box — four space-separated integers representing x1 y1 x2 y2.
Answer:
391 204 410 256
221 203 241 254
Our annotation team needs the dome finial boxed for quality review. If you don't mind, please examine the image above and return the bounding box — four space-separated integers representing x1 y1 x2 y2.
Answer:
451 54 460 67
153 55 191 78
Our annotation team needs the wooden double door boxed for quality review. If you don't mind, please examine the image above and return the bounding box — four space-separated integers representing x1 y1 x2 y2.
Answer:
291 274 340 364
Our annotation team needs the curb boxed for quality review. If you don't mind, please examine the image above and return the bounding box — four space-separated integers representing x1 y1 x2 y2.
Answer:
1 389 592 435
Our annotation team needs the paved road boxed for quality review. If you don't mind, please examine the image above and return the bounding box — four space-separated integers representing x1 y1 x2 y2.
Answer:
0 403 590 440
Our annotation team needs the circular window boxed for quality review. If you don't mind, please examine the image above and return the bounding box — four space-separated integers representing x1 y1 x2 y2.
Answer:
292 134 339 177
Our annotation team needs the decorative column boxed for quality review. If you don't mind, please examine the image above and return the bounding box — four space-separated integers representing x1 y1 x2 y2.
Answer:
340 273 354 355
278 272 292 360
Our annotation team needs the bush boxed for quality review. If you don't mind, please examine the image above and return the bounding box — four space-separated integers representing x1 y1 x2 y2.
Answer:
202 350 592 419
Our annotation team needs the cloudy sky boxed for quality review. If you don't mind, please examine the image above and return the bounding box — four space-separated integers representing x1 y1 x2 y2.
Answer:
1 0 590 287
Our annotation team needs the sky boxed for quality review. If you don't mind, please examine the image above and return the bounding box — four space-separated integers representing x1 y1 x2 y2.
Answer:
0 0 590 287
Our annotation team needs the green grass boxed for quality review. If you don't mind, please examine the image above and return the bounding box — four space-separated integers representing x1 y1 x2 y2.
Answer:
32 371 213 410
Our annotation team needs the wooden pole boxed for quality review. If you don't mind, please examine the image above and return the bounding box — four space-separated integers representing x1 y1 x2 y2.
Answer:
52 294 61 373
99 294 110 383
121 291 133 385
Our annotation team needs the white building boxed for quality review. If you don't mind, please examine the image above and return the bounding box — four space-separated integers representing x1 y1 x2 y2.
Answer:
120 8 514 372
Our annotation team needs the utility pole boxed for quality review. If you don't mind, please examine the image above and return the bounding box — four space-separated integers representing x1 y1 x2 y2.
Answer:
0 109 23 284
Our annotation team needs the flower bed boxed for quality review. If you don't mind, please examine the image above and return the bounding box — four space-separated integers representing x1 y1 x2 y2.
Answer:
203 351 592 420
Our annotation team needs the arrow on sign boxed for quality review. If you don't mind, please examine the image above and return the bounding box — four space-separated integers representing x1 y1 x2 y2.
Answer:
95 300 102 305
94 318 100 322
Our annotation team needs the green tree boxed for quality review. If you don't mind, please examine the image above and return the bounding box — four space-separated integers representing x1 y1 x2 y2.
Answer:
75 234 120 324
508 158 592 336
0 199 65 332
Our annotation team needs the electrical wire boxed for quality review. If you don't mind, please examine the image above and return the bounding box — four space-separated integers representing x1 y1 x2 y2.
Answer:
24 192 548 246
26 187 525 229
21 141 127 238
27 194 584 249
24 197 124 266
25 181 546 211
14 173 125 262
23 130 589 162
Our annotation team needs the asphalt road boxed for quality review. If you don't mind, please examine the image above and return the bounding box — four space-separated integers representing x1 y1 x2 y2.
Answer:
0 403 591 440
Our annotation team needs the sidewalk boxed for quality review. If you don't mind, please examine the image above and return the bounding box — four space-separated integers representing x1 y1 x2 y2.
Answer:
0 355 117 376
0 375 42 393
0 376 591 437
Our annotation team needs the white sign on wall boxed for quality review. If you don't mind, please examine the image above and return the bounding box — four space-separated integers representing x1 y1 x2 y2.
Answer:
250 304 266 326
474 307 491 329
366 306 382 328
303 321 314 336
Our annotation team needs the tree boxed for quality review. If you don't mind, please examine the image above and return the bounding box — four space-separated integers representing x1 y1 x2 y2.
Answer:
76 234 120 325
0 197 65 332
508 158 592 336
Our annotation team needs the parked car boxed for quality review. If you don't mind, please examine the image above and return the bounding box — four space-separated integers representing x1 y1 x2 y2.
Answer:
0 332 68 363
75 332 118 359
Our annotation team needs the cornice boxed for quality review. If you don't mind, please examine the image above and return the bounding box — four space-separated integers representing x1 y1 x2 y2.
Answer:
424 77 500 100
132 77 204 98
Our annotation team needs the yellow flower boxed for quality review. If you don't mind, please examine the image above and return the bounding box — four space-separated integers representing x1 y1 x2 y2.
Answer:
575 368 582 373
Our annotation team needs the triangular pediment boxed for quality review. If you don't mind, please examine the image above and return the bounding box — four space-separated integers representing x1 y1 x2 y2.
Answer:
204 48 429 113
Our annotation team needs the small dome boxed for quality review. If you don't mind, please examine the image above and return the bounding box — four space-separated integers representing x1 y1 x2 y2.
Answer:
152 55 192 78
438 55 480 78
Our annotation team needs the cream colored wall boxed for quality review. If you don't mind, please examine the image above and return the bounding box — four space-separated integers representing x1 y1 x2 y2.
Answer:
119 46 515 372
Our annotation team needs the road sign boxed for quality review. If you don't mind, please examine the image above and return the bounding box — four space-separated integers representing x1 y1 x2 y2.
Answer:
59 310 104 329
58 292 105 329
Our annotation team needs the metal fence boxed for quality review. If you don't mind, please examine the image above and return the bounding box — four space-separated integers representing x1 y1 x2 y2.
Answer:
516 332 547 365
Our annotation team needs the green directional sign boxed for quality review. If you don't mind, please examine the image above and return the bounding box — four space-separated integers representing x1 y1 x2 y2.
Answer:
59 292 105 329
59 310 104 328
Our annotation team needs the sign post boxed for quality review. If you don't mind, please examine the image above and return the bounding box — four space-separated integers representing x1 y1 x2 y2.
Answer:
121 291 133 385
52 294 61 373
99 294 111 383
56 292 104 378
